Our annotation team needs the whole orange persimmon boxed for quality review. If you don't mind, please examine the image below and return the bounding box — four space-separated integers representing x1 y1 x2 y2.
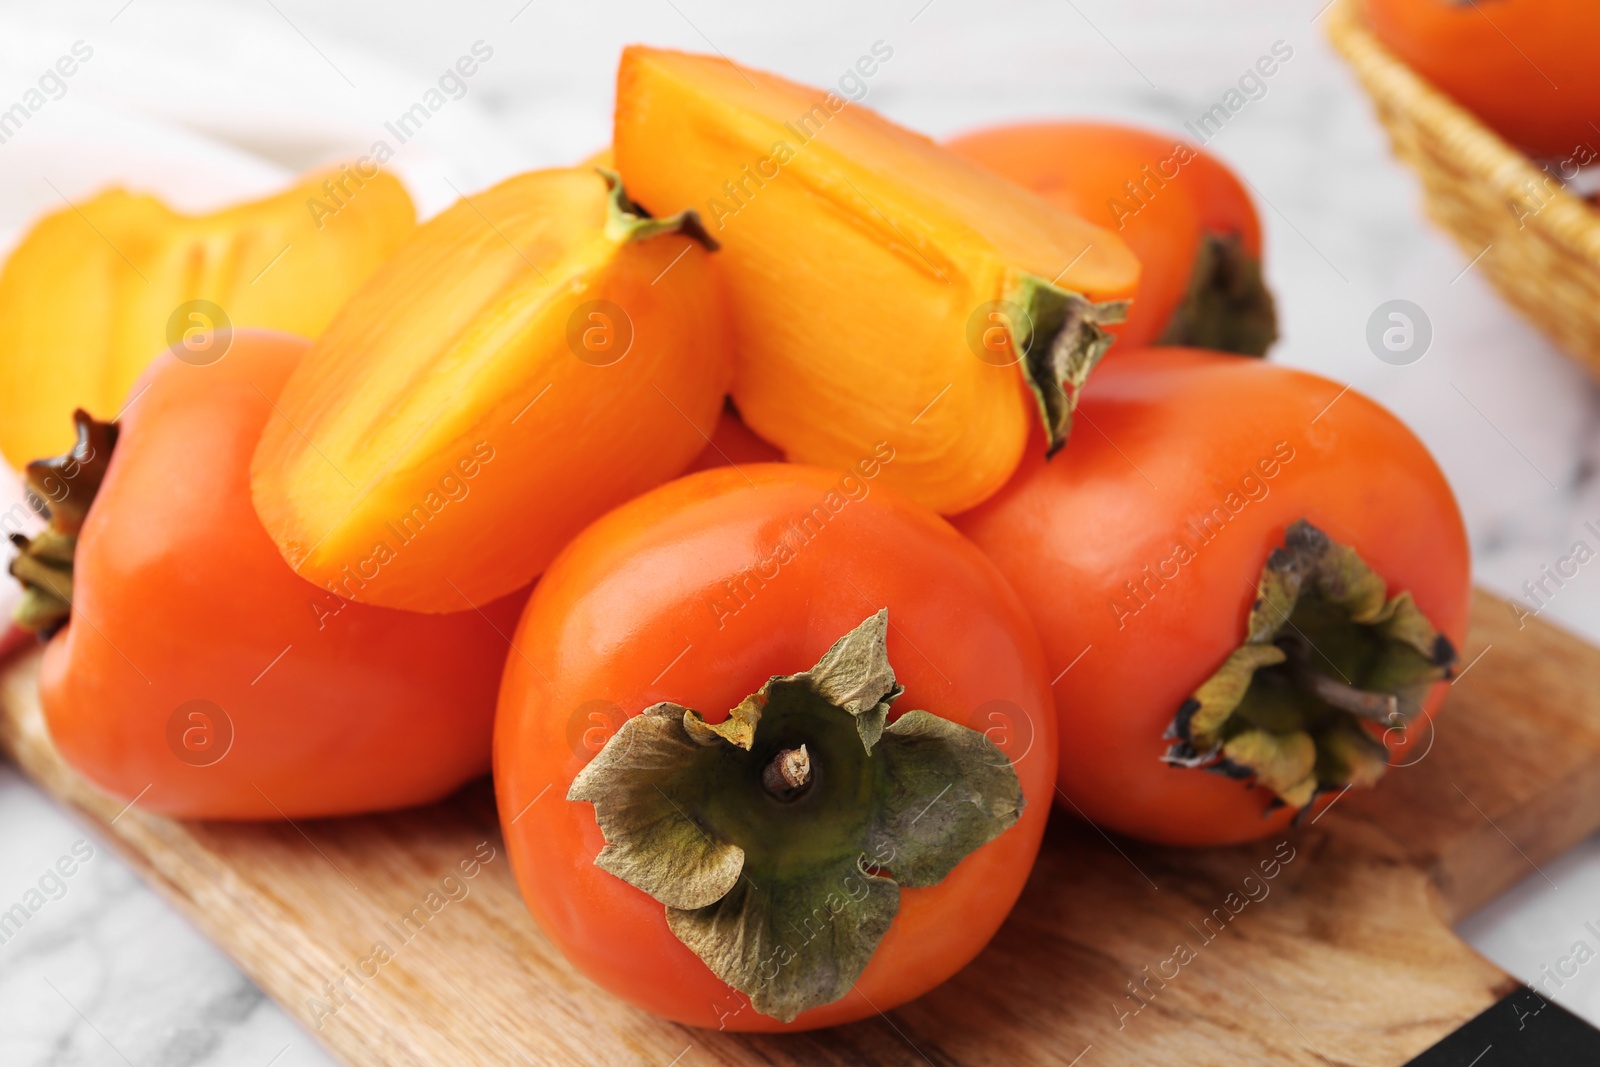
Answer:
956 349 1470 846
1364 0 1600 158
495 464 1055 1030
948 122 1275 355
16 330 525 819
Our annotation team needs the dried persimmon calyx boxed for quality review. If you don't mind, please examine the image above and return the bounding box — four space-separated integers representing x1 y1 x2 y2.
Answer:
568 609 1025 1022
1162 518 1458 812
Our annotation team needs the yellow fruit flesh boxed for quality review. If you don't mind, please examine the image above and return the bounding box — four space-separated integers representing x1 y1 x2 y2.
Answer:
251 167 731 612
614 47 1140 513
0 169 415 467
272 173 604 494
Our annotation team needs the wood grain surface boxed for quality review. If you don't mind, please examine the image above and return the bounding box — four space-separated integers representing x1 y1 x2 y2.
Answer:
2 589 1595 1066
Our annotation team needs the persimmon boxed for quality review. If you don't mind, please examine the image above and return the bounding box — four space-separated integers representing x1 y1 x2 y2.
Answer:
9 330 525 819
0 623 26 665
955 348 1470 846
683 404 783 474
0 165 415 468
614 47 1140 515
251 168 731 613
947 122 1276 355
495 464 1056 1029
1364 0 1600 159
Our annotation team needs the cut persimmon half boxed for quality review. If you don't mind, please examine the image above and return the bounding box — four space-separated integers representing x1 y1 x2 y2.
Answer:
250 167 730 613
0 166 415 467
614 46 1141 514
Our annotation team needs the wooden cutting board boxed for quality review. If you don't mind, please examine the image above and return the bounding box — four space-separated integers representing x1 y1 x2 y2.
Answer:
3 588 1598 1066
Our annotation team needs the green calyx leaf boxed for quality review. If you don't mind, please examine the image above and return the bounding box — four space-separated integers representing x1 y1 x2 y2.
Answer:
567 609 1025 1023
1158 231 1278 357
8 409 118 638
598 168 720 252
1006 272 1128 458
1163 518 1457 813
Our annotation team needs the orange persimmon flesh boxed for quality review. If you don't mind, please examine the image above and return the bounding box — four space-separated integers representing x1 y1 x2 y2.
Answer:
614 46 1140 515
250 167 731 613
0 166 414 467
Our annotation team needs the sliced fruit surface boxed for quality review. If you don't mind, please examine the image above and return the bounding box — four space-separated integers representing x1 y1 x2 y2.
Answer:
614 47 1140 515
250 167 731 612
0 166 415 467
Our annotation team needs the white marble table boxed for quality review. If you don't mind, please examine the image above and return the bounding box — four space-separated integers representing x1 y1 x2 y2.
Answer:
1 1 1597 1062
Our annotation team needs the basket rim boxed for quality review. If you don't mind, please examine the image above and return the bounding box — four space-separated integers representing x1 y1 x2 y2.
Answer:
1324 0 1600 264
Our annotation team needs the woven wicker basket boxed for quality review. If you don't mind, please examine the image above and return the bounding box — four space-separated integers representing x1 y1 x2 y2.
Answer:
1325 0 1600 380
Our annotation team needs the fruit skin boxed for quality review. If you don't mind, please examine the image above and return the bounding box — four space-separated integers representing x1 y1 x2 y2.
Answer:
251 167 732 613
0 166 415 469
683 405 783 474
947 121 1269 353
954 348 1470 846
39 330 525 820
0 623 27 665
495 463 1056 1030
1363 0 1600 159
614 47 1140 517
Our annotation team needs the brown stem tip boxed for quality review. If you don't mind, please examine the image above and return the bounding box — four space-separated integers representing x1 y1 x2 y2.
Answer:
762 745 812 797
1293 663 1402 726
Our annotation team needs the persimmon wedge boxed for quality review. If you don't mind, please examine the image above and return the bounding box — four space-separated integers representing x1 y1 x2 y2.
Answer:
0 166 415 468
614 47 1140 515
251 168 731 613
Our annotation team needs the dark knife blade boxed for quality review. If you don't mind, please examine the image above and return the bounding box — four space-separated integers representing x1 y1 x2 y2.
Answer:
1406 985 1600 1065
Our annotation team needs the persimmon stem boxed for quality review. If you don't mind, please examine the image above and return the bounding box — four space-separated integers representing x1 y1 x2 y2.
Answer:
598 168 720 251
1292 661 1402 725
1008 272 1128 457
1157 231 1278 357
1162 518 1457 812
762 745 812 797
9 410 119 637
1280 636 1403 724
